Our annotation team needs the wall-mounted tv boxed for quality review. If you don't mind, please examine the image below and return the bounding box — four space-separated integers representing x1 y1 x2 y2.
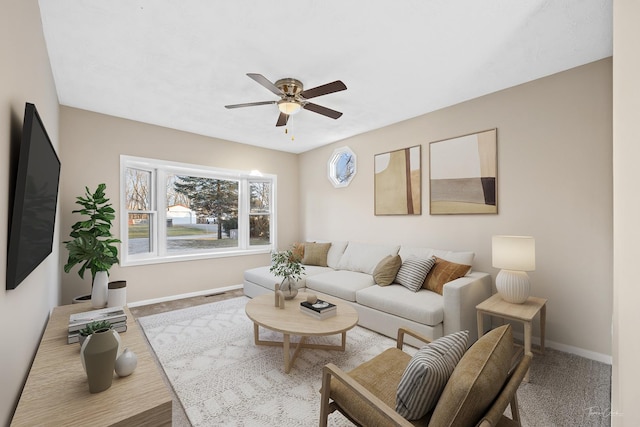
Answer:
6 103 61 290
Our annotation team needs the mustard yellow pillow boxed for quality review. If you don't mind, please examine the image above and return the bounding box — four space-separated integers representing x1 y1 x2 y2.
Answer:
302 242 331 266
423 257 471 295
373 255 402 286
429 325 513 425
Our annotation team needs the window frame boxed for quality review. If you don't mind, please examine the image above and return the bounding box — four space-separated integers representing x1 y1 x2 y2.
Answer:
120 155 277 267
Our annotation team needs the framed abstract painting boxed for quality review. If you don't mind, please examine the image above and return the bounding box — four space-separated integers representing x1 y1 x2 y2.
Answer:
429 129 497 215
374 145 421 215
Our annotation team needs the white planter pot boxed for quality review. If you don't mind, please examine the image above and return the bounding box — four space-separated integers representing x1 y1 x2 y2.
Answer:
91 271 109 308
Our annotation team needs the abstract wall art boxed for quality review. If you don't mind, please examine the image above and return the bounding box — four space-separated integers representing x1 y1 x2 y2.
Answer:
374 145 421 215
429 129 497 215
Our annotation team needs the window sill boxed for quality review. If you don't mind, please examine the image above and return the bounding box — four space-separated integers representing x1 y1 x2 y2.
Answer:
120 247 272 267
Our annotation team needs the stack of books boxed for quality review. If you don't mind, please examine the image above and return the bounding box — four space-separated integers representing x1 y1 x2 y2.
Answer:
68 306 128 344
300 300 337 320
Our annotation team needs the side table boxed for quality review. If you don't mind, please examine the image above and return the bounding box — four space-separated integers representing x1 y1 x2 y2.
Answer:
476 293 547 382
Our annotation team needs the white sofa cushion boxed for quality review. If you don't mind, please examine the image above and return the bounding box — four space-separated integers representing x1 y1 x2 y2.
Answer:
337 242 400 274
243 265 333 291
355 284 444 326
305 270 374 302
324 241 349 269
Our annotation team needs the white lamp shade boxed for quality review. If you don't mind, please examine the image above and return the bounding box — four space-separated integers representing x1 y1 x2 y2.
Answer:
492 235 535 271
278 100 301 115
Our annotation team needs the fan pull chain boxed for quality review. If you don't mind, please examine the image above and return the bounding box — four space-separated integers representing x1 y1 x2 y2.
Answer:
285 125 294 141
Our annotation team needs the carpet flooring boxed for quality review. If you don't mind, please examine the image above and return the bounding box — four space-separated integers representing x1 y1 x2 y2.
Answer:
132 292 611 426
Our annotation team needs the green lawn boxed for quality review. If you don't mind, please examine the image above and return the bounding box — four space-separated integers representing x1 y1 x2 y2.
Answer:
128 224 270 248
129 224 215 238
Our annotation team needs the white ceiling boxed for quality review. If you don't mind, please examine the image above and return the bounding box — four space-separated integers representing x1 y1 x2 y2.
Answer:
38 0 612 154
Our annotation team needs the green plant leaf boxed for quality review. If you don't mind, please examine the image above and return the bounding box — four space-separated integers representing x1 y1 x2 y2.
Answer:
65 183 120 281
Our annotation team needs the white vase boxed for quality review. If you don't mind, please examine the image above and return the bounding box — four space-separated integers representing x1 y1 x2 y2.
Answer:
279 278 298 300
115 347 138 377
107 280 127 307
91 271 109 308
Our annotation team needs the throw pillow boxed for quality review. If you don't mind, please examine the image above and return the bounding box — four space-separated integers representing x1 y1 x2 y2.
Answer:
373 255 402 286
424 257 471 295
290 242 305 262
395 256 437 292
429 325 513 425
396 330 469 420
301 242 331 267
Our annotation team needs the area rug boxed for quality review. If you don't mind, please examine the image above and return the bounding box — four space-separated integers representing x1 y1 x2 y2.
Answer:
138 296 410 426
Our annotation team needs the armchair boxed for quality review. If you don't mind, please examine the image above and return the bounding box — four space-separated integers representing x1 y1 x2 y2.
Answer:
319 325 530 426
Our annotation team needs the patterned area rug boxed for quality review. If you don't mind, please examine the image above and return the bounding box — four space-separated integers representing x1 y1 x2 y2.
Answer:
138 296 612 426
138 296 411 426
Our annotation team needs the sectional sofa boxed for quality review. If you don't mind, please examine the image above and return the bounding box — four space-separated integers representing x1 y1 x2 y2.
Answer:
243 241 492 344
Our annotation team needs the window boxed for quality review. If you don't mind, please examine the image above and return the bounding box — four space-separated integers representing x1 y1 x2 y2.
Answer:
120 156 276 266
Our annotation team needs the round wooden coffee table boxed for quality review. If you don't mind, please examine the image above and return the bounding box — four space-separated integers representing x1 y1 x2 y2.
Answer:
245 292 359 373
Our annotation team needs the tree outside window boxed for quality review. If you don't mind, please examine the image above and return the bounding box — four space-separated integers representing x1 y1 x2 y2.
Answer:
121 156 275 266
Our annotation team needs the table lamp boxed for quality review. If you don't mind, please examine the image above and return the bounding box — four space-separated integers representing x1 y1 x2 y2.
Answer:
492 235 535 303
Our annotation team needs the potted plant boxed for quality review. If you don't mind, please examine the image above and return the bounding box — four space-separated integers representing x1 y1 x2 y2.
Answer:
78 320 112 346
269 247 306 300
64 183 121 308
78 319 121 392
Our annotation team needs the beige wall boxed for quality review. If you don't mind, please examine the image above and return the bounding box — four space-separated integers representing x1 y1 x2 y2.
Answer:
59 107 300 303
300 58 613 359
0 4 622 422
0 0 60 424
612 0 640 425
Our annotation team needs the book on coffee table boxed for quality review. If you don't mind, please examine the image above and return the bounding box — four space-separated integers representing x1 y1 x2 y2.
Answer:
300 305 337 320
300 300 336 313
300 300 337 320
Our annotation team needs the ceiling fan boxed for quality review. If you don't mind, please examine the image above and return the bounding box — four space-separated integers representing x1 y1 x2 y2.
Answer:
225 73 347 127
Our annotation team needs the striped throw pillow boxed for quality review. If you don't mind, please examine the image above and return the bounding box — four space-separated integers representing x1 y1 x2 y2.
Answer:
395 256 437 292
396 330 469 420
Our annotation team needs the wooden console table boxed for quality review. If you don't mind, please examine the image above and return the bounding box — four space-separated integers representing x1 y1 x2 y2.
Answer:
11 303 172 426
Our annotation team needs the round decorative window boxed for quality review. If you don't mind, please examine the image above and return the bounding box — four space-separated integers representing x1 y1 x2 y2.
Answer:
328 146 357 188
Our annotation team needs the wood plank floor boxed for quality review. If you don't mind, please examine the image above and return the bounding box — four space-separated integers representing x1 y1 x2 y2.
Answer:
129 289 244 318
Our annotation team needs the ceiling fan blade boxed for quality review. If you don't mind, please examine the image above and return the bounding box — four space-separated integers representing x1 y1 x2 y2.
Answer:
299 80 347 100
275 112 289 127
303 102 343 119
225 101 276 109
247 73 284 96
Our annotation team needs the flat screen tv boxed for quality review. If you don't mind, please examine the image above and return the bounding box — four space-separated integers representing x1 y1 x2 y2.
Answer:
6 103 61 290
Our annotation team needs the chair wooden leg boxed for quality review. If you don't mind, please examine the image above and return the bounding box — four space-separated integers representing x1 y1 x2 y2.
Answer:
510 393 521 425
319 367 332 427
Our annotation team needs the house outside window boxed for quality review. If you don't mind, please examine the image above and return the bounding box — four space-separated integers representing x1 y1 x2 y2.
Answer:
120 156 276 266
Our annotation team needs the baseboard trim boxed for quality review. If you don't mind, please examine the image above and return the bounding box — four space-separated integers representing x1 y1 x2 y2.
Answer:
127 284 243 308
511 331 612 365
130 285 613 365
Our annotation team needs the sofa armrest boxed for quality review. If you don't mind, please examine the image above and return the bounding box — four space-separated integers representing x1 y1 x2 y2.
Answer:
442 271 492 343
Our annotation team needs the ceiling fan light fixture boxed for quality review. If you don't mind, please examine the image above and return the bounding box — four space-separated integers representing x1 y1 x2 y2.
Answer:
278 99 301 115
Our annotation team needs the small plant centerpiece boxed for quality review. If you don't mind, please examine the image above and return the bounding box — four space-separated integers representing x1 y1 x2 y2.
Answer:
269 248 306 300
78 320 112 345
64 183 121 308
